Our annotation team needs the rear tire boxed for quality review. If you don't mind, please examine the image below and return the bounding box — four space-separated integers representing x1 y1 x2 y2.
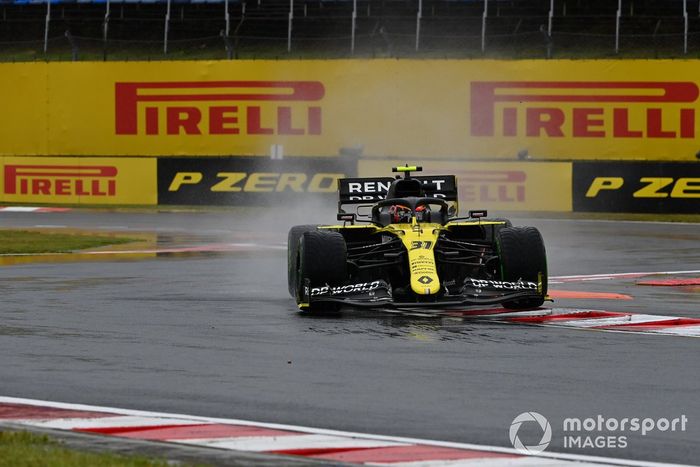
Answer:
496 226 547 309
296 230 348 313
287 225 319 297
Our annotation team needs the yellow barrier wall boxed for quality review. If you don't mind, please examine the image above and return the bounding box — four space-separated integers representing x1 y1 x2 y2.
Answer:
359 160 572 212
2 60 700 160
0 64 48 156
0 157 156 205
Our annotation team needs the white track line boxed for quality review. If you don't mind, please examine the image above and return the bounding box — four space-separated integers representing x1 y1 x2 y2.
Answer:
648 326 700 337
0 207 69 212
0 207 48 212
177 434 405 451
549 314 673 328
0 397 691 467
15 415 201 430
370 459 606 467
521 218 700 226
550 270 700 283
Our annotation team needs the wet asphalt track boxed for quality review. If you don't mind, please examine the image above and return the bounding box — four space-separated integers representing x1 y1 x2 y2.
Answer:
0 209 699 465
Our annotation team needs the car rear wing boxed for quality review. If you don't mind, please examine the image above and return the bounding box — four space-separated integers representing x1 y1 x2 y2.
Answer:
338 175 458 204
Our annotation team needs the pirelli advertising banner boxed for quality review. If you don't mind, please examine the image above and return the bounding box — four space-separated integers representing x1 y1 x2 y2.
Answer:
158 156 355 205
573 162 700 213
5 60 700 160
0 157 156 205
359 159 572 212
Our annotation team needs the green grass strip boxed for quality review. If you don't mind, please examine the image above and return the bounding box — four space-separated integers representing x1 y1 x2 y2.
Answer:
0 230 137 254
0 431 173 467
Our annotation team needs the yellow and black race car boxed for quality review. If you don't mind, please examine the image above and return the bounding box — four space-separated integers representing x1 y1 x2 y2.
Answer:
287 165 547 313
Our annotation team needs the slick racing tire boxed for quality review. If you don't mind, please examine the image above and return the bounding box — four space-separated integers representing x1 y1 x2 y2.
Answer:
496 226 548 310
296 230 348 313
287 225 320 297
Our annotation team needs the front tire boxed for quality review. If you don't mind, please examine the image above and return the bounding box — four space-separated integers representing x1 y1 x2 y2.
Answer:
496 226 547 309
296 230 348 313
287 225 319 297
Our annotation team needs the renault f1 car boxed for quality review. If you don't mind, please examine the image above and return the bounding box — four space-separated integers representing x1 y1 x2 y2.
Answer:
287 165 547 312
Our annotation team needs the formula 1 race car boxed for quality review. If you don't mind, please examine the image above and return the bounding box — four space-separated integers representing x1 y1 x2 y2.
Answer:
287 165 547 312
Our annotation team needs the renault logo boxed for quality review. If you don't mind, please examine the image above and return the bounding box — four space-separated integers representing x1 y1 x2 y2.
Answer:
417 276 433 284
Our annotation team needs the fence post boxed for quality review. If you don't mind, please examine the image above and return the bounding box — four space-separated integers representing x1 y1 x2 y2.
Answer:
233 2 245 59
65 30 78 61
43 0 51 54
287 0 293 52
653 18 661 56
540 24 552 58
221 30 233 59
615 0 621 54
351 0 357 55
547 0 554 36
415 0 422 51
224 0 230 37
481 0 488 53
163 0 171 54
683 0 688 54
103 0 110 60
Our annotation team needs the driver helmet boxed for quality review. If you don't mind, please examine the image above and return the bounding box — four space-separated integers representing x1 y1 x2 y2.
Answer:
415 204 430 222
388 204 412 223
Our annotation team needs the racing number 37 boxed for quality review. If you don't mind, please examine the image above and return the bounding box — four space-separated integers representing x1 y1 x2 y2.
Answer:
410 241 433 250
